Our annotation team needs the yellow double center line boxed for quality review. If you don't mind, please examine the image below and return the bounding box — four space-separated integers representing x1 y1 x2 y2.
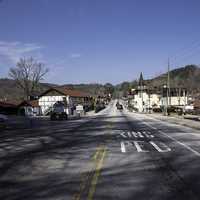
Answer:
73 145 107 200
88 145 107 200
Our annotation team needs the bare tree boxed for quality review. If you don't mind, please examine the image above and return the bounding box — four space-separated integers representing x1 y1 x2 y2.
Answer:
9 57 49 100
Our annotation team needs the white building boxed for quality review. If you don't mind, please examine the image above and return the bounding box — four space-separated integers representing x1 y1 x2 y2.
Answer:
18 100 41 116
129 73 161 112
129 73 188 113
38 87 91 115
160 88 188 108
130 89 161 112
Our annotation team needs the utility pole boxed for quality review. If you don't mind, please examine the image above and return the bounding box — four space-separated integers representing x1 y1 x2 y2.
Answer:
148 90 151 113
163 84 168 116
141 82 144 113
139 72 144 112
167 58 171 107
163 58 171 116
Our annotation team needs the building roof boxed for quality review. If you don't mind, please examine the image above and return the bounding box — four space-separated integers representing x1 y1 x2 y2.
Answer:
18 100 39 107
138 72 145 86
131 89 161 95
39 87 91 98
0 101 18 108
194 100 200 108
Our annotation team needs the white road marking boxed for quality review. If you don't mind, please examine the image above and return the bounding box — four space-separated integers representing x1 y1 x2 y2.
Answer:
143 131 150 138
142 120 200 157
127 131 132 138
120 141 131 153
147 131 155 138
120 140 171 153
119 131 155 138
159 130 200 156
143 131 154 138
120 142 126 153
150 141 171 152
132 131 138 138
137 131 144 138
151 127 157 130
120 132 127 138
133 141 149 152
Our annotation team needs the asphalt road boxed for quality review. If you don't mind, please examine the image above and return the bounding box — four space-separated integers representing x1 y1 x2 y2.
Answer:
1 101 200 200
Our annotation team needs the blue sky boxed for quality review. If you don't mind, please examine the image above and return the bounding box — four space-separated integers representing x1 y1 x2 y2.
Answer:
0 0 200 84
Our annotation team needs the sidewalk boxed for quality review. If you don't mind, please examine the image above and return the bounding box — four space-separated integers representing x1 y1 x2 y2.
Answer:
145 112 200 131
85 110 96 117
123 103 200 131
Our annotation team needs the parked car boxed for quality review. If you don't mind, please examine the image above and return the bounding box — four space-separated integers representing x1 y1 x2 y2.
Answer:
0 114 8 129
50 101 68 120
117 104 123 110
152 107 162 113
95 102 106 113
116 101 120 107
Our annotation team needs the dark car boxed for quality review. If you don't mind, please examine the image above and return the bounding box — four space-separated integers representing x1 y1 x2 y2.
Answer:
95 103 106 113
50 102 68 120
117 104 123 110
116 102 120 107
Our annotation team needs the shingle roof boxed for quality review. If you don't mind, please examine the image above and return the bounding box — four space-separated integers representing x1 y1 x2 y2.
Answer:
0 101 18 108
39 87 91 98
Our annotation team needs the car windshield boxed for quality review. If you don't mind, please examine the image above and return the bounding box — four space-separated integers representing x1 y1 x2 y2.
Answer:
54 106 64 113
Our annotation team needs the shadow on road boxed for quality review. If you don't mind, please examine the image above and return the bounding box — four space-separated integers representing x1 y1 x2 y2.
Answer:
0 114 200 199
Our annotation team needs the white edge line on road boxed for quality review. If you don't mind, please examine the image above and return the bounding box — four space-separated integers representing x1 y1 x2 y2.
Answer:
158 130 200 157
142 120 200 157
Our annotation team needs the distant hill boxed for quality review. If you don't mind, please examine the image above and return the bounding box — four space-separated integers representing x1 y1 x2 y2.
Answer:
0 78 107 101
1 64 200 101
0 78 57 101
115 65 200 97
147 65 200 91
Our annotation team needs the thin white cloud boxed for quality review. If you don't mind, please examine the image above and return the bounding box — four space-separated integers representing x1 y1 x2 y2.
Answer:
0 41 44 64
70 53 81 58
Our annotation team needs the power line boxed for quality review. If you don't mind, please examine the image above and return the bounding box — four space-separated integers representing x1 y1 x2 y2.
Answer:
165 38 200 69
170 38 200 60
169 38 200 66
